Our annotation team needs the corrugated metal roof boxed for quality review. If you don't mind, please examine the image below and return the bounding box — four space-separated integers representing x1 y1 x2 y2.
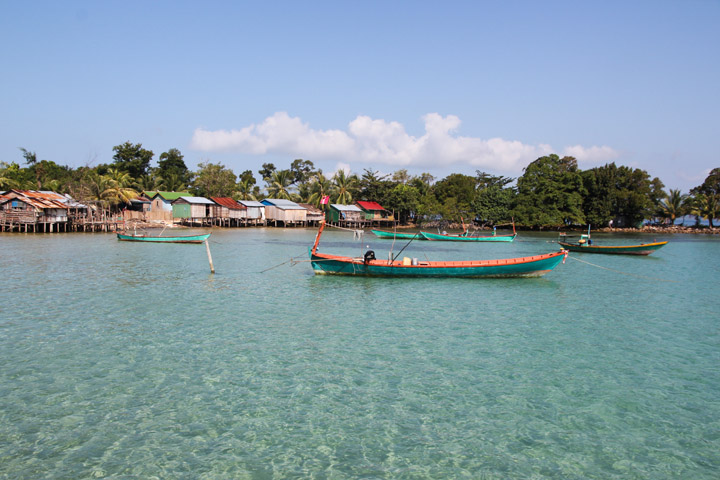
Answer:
331 204 363 212
262 199 306 210
176 196 215 204
211 197 246 209
2 191 68 209
356 200 386 211
238 200 265 207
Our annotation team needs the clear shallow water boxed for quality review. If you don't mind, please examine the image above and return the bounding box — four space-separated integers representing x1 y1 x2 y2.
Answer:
1 229 718 479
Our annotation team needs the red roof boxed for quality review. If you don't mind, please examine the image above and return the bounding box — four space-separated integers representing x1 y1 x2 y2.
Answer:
356 200 386 211
210 197 246 210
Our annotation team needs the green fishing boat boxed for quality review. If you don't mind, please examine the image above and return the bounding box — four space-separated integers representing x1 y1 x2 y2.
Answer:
310 221 566 278
557 233 667 255
371 229 423 240
418 230 517 242
117 232 211 244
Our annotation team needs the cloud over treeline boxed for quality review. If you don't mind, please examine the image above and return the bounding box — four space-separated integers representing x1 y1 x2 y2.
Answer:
190 112 617 172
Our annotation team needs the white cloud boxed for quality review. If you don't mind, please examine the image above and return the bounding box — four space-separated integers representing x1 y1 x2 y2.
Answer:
562 145 619 163
190 112 615 173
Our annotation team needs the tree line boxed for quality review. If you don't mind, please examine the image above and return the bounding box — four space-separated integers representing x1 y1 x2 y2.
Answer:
2 142 718 228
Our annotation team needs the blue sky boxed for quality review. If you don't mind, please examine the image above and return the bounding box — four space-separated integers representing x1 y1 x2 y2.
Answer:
1 0 718 191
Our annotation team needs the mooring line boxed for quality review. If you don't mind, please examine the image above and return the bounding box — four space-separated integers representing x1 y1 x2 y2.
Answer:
569 256 678 283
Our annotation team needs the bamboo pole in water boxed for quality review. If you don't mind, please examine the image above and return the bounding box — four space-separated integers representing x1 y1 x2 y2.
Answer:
205 240 215 274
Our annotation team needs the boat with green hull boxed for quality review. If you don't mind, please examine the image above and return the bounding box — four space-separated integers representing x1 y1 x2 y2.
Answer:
117 232 211 244
310 221 566 278
418 230 517 242
371 229 424 240
557 233 667 255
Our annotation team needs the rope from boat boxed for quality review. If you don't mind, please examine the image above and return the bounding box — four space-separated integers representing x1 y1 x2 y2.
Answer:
569 256 678 283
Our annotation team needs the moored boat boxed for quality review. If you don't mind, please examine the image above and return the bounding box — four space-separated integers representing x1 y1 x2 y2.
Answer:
557 233 667 255
418 230 517 242
117 232 211 244
371 229 423 240
310 221 566 278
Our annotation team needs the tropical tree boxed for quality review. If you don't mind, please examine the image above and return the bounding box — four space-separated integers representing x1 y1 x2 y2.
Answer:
19 148 43 188
512 154 585 228
692 193 719 227
102 168 139 209
159 172 188 192
236 178 258 201
112 141 154 179
657 189 689 225
192 161 237 197
384 183 421 224
157 148 191 186
266 170 294 199
307 173 333 208
331 170 358 204
135 173 162 192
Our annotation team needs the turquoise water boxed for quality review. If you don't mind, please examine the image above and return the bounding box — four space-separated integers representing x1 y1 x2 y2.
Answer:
1 229 718 479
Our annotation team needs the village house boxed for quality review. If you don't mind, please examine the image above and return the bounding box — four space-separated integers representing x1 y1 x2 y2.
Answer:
298 203 325 226
261 199 307 227
1 190 68 232
237 200 266 226
327 204 365 227
356 200 394 225
210 197 248 227
172 196 215 226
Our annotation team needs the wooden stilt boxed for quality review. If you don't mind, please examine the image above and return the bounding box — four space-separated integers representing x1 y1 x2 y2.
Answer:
205 240 215 274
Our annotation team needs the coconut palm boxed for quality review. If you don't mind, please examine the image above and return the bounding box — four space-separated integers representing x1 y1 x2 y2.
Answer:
236 178 257 201
332 170 358 204
159 171 187 192
657 188 688 226
102 168 139 210
693 193 719 227
266 170 294 200
307 173 332 207
135 173 162 192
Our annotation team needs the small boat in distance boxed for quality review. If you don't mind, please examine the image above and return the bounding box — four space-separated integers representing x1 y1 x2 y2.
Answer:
117 232 211 244
310 221 566 278
371 229 423 240
557 232 667 255
418 230 516 242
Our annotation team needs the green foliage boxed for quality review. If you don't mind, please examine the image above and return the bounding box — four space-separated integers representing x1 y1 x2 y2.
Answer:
112 141 154 179
266 170 294 200
192 161 237 198
657 189 689 225
512 155 585 228
289 159 316 185
157 148 191 187
384 183 421 224
581 163 664 227
331 170 359 204
433 174 476 214
258 163 276 181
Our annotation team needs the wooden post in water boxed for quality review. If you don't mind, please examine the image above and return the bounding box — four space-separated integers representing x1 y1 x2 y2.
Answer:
205 239 215 274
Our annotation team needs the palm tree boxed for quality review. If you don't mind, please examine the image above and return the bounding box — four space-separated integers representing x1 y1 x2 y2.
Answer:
102 168 139 210
332 170 358 204
307 173 332 208
135 173 162 192
694 193 719 227
236 178 257 201
266 170 293 199
658 188 688 226
159 172 187 192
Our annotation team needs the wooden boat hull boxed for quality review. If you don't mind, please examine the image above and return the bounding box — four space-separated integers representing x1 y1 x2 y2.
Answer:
310 248 566 278
557 240 667 255
371 229 423 240
419 231 517 242
117 233 211 244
